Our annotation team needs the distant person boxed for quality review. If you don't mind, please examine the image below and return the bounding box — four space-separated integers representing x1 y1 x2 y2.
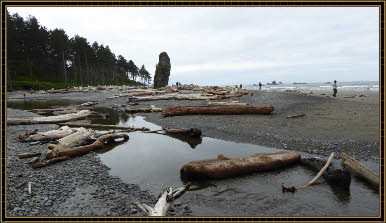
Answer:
176 82 179 87
259 82 262 90
332 80 338 97
240 84 242 88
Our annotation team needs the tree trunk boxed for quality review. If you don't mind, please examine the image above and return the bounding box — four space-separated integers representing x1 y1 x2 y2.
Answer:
48 127 94 150
180 151 300 179
46 133 129 159
162 105 275 117
341 152 379 187
16 126 74 142
62 51 67 84
7 110 93 125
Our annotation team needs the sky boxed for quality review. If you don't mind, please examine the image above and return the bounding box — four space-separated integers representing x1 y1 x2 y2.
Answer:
7 7 379 86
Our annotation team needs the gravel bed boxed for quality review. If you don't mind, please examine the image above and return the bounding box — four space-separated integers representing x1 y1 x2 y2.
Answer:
6 108 190 217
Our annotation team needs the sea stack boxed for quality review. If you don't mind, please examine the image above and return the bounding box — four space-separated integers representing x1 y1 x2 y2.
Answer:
153 52 171 89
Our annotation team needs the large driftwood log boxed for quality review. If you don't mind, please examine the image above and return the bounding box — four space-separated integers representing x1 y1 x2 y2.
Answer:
341 152 379 187
58 122 150 131
48 127 94 150
162 105 275 117
46 133 129 159
180 151 301 179
125 105 163 113
135 182 191 216
7 110 93 125
17 126 74 142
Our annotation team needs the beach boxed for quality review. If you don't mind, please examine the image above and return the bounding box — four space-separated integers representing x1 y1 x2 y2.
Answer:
5 87 380 216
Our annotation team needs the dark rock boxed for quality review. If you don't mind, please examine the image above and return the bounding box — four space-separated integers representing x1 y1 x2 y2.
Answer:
153 52 171 89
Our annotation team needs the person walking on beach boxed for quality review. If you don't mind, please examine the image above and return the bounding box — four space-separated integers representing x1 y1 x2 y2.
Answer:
259 82 262 90
332 80 338 97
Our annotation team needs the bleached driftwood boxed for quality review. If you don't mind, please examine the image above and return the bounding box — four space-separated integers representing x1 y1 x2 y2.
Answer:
130 93 225 102
7 110 93 125
17 126 74 142
48 127 94 150
125 105 163 113
135 182 192 216
282 152 336 192
286 113 306 118
341 152 379 187
162 105 275 117
207 101 248 106
46 133 129 159
109 90 170 99
80 102 98 106
58 123 149 131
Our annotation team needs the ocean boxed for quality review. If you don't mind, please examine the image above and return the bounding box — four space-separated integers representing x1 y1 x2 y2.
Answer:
244 81 379 92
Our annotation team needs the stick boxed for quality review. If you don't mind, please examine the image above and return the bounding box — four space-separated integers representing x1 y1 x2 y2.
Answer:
31 156 70 169
16 181 27 189
28 182 32 194
282 152 335 192
17 153 41 159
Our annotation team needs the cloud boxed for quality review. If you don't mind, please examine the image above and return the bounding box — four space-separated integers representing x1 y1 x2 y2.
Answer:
7 6 379 84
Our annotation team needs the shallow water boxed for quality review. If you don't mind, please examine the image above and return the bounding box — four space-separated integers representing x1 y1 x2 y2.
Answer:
7 101 380 216
91 109 380 217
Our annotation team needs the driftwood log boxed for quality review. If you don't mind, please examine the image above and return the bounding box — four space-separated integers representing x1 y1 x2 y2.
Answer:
341 152 379 188
300 154 351 189
16 126 74 142
135 182 191 216
7 110 93 125
125 105 163 113
162 105 275 117
17 152 41 159
180 151 301 179
207 101 248 106
57 122 150 131
31 156 70 168
163 128 202 138
46 133 129 159
48 127 94 150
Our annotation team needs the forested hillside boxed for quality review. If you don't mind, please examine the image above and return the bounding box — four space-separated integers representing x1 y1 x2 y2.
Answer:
7 11 151 91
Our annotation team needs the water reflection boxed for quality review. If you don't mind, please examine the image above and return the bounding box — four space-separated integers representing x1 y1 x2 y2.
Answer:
165 133 202 149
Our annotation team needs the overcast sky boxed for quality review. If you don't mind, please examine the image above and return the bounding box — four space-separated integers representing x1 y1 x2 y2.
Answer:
8 7 379 85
